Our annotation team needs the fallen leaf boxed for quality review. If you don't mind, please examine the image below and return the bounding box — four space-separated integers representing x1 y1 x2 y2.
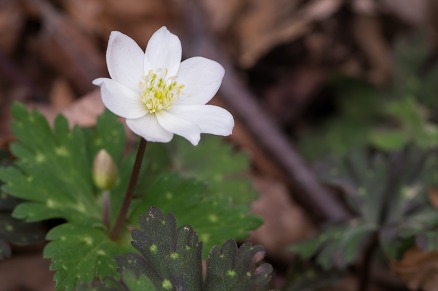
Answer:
48 78 76 110
24 0 106 94
353 14 391 85
0 0 24 54
390 247 438 291
428 187 438 209
234 0 343 67
33 89 104 128
0 253 54 291
249 175 316 261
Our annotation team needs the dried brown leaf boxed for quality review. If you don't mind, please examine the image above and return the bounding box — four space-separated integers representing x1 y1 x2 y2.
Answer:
428 188 438 209
0 0 25 54
201 0 245 32
25 0 106 94
353 15 391 85
382 0 428 26
390 247 438 291
234 0 342 67
0 253 54 291
249 176 316 261
49 78 76 110
33 89 104 128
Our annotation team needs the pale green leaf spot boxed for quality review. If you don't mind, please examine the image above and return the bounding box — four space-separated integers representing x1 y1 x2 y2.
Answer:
82 236 93 245
227 269 236 277
74 202 86 213
46 199 56 208
55 146 69 156
170 252 179 259
162 279 173 290
35 153 46 163
208 214 218 223
150 244 158 254
200 233 210 242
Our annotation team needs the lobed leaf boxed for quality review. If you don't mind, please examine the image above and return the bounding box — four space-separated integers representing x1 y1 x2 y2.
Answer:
165 137 257 206
116 207 203 290
205 240 273 291
44 223 131 291
130 174 262 258
0 104 262 289
0 104 114 224
117 207 273 291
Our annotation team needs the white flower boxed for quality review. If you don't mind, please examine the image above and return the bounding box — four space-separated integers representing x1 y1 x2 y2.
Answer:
93 26 234 146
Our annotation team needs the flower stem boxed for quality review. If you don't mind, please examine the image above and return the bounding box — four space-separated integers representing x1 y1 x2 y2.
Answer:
102 190 110 230
110 138 147 240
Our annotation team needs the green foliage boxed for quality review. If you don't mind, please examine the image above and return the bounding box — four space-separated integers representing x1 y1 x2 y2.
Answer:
0 105 112 224
204 240 273 290
164 137 257 205
298 77 384 159
117 207 203 290
0 103 260 290
0 196 45 259
116 207 273 291
282 259 342 291
298 34 438 159
0 149 45 259
44 223 131 290
290 147 438 268
130 174 261 258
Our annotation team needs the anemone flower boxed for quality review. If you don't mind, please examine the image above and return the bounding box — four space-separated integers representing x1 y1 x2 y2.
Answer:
92 26 234 146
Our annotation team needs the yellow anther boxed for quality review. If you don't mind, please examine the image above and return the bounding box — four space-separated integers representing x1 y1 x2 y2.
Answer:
139 68 183 113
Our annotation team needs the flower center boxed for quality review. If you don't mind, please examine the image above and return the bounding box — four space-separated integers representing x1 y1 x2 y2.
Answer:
139 68 184 113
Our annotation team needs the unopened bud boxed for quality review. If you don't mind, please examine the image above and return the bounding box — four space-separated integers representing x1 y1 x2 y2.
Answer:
93 149 118 190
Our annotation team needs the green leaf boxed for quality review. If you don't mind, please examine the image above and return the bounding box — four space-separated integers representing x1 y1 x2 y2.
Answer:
116 207 203 291
0 212 45 258
130 174 262 258
291 222 374 270
117 207 273 291
0 149 45 259
153 136 257 206
370 130 409 151
297 77 385 159
205 240 273 291
0 104 116 224
121 271 156 291
0 104 262 289
44 223 131 291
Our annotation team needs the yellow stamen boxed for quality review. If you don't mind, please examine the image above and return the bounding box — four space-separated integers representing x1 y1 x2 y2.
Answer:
139 68 184 113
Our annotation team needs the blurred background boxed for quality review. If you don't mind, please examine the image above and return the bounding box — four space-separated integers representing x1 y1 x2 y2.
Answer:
1 0 438 290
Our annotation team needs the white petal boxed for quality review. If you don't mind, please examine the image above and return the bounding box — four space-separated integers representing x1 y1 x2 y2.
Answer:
175 57 225 105
97 78 146 119
92 78 105 86
144 27 182 76
156 110 201 145
169 105 234 136
126 114 174 143
107 31 144 92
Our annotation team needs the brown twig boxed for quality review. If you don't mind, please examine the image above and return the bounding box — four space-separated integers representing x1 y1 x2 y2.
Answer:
176 0 350 222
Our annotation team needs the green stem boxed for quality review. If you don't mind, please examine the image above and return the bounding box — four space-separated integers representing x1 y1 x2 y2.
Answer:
102 190 110 230
110 138 147 240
